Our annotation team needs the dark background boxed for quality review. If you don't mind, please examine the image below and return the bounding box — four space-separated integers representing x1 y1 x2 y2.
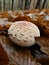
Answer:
0 0 49 12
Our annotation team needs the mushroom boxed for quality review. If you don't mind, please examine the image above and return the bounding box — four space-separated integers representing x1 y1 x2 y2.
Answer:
27 13 38 19
8 21 40 47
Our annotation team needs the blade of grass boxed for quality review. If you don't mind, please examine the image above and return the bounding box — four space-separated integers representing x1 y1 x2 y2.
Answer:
3 0 5 11
0 0 2 11
11 0 14 11
42 0 46 8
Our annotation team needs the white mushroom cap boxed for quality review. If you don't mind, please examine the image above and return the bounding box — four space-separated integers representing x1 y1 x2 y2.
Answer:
0 18 13 26
27 13 38 19
8 21 40 46
39 11 45 15
44 15 49 21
